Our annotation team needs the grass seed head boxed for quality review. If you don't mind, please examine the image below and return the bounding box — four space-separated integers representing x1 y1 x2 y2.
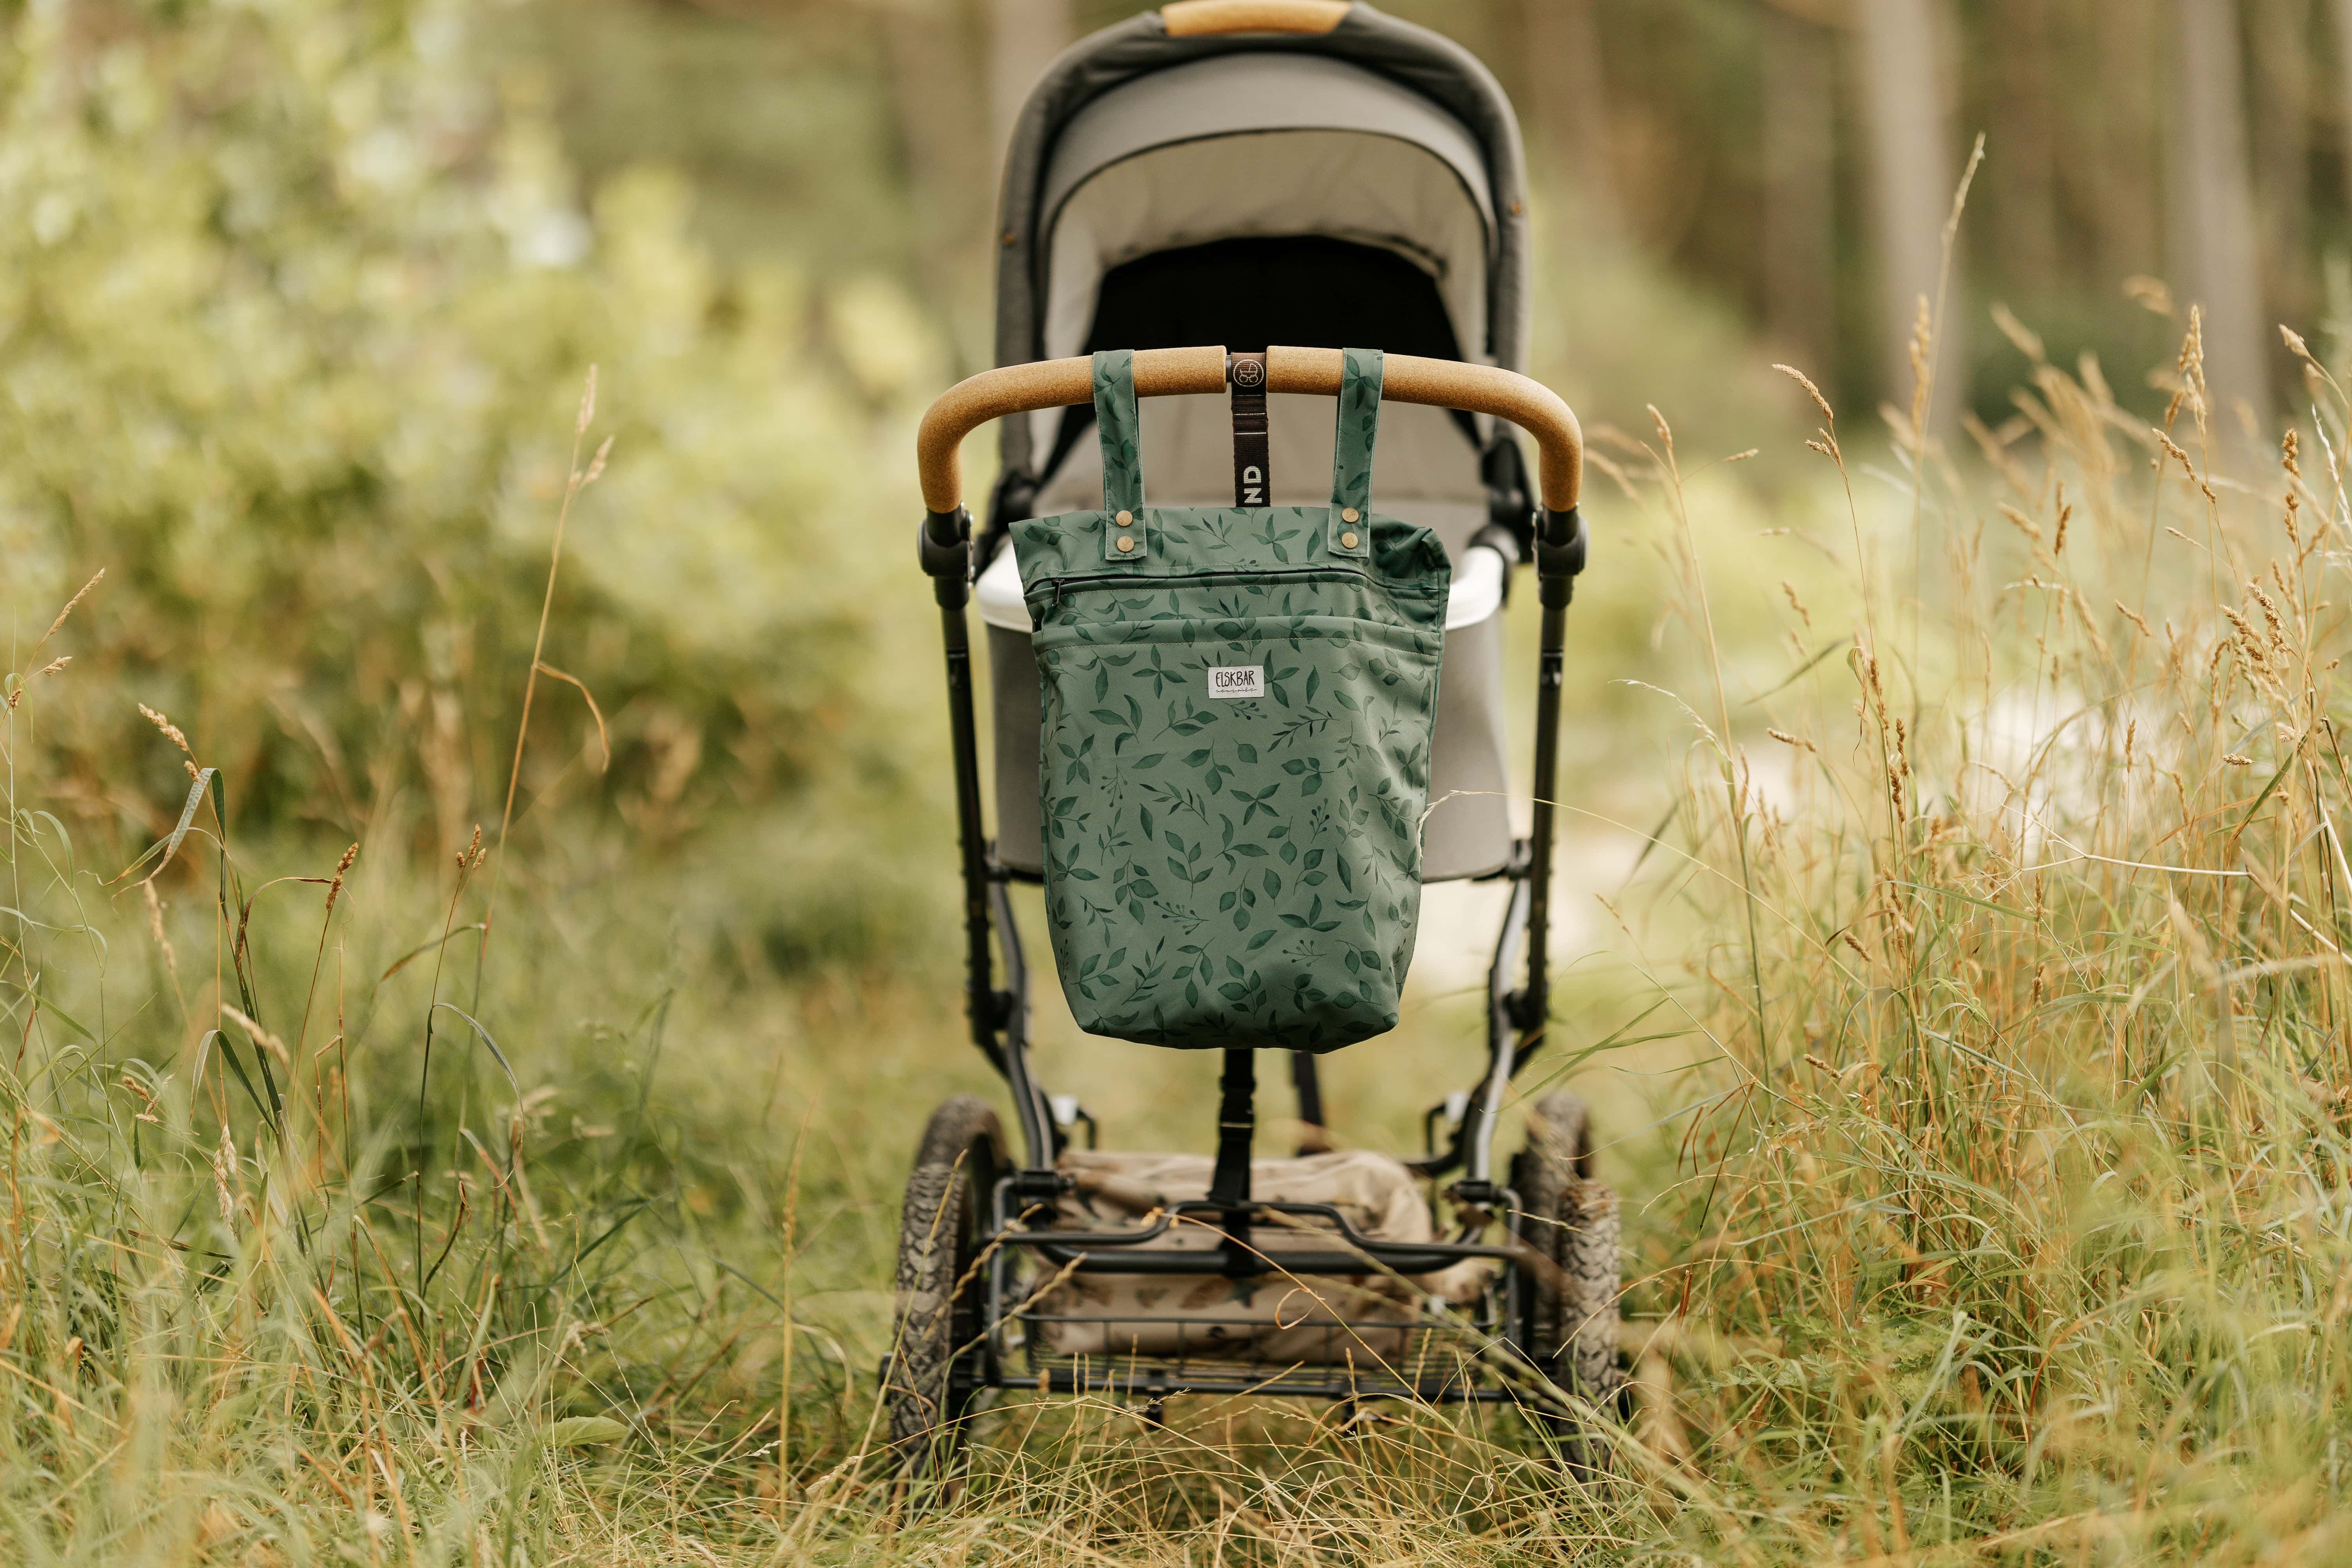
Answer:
1773 363 1836 425
212 1130 237 1223
140 880 178 982
37 567 104 650
326 842 359 913
1780 579 1812 629
2124 274 2176 316
138 703 191 755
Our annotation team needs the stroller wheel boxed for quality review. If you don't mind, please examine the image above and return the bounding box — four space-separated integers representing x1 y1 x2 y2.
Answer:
884 1095 1004 1491
1508 1090 1624 1476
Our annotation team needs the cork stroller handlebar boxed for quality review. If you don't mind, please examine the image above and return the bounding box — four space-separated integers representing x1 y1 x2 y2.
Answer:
915 345 1584 518
1159 0 1351 36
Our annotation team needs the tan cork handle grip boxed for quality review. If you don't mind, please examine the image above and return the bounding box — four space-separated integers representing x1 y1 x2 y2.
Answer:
918 346 1227 514
1161 0 1350 36
916 345 1583 517
1266 346 1583 518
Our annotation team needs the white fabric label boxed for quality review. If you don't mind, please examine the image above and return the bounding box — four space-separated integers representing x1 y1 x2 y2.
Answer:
1207 665 1265 700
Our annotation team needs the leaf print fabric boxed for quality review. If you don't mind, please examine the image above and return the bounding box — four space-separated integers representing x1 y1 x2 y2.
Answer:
1012 349 1449 1053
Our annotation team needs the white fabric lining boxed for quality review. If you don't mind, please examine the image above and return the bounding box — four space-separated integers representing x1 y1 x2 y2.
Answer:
974 535 1506 634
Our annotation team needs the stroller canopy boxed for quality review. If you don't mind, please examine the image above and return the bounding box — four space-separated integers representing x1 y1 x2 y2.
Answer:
989 2 1531 496
1036 53 1495 368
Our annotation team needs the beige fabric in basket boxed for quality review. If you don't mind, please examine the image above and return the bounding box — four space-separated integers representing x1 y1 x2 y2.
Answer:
1028 1149 1492 1363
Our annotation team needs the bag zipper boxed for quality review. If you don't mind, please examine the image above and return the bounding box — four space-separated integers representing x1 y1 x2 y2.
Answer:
1040 565 1362 610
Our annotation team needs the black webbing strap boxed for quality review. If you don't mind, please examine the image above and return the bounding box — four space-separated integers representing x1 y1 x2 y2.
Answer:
1230 353 1269 508
1290 1051 1331 1154
1209 1048 1255 1268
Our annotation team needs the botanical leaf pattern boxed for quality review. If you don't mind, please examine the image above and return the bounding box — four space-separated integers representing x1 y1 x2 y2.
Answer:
1329 345 1381 534
1012 351 1449 1053
1093 348 1144 517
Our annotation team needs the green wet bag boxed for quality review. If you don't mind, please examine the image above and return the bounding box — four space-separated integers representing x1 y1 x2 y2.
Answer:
1011 348 1449 1053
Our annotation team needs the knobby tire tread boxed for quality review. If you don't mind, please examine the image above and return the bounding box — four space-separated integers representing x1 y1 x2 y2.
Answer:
885 1096 1004 1488
1511 1089 1624 1476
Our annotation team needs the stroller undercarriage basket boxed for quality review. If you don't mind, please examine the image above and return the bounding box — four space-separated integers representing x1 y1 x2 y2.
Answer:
1028 1149 1494 1361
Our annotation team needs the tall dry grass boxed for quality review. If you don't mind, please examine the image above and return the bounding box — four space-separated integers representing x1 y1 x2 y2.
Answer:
12 199 2352 1568
1572 252 2352 1558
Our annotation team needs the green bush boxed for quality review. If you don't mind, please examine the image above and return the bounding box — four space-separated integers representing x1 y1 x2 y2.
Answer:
0 0 939 868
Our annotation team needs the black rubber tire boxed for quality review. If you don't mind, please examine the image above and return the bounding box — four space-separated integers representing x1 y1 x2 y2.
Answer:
1508 1089 1624 1475
883 1095 1005 1487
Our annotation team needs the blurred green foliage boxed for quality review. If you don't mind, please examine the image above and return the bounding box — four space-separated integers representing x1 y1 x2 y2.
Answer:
1 0 940 868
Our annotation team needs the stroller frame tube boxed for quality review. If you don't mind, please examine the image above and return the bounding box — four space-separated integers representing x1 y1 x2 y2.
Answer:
917 347 1588 1352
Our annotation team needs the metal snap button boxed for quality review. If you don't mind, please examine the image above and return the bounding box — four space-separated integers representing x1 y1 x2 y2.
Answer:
1340 507 1358 523
1116 535 1134 553
1115 510 1132 526
1339 531 1359 550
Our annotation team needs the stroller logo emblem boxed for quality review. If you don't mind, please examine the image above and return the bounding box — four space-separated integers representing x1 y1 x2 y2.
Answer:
1232 358 1265 389
1208 665 1265 700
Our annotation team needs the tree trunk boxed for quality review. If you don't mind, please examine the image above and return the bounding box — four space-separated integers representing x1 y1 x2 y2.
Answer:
1992 0 2060 299
882 0 995 362
989 0 1075 158
2333 0 2352 217
1855 0 1962 435
1761 5 1835 375
1518 0 1621 234
2078 0 2165 298
2169 0 2274 439
2248 0 2312 347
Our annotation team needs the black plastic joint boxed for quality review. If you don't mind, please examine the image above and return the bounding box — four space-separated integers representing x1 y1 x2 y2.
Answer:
1482 437 1535 557
1009 1169 1072 1204
919 506 971 575
1504 986 1548 1033
920 506 973 607
1536 505 1586 574
1535 506 1585 607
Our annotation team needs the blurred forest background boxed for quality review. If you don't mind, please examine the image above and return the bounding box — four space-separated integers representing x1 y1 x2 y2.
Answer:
4 0 2341 890
18 2 2352 1558
840 0 2352 437
15 0 2352 879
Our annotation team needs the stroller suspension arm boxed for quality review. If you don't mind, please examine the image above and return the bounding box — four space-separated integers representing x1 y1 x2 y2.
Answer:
1518 503 1588 1037
922 501 1058 1169
918 505 1001 1042
1441 503 1585 1197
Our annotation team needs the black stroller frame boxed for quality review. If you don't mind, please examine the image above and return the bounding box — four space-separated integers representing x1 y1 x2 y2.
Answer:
913 345 1589 1417
884 4 1622 1472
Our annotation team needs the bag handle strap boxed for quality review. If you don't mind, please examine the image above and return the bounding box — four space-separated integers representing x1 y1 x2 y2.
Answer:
1093 350 1149 562
1326 347 1381 559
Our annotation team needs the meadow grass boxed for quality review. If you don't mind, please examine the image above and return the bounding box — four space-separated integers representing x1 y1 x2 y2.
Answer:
13 276 2352 1566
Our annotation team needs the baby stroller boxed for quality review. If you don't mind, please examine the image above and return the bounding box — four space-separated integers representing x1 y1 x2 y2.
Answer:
894 0 1623 1479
